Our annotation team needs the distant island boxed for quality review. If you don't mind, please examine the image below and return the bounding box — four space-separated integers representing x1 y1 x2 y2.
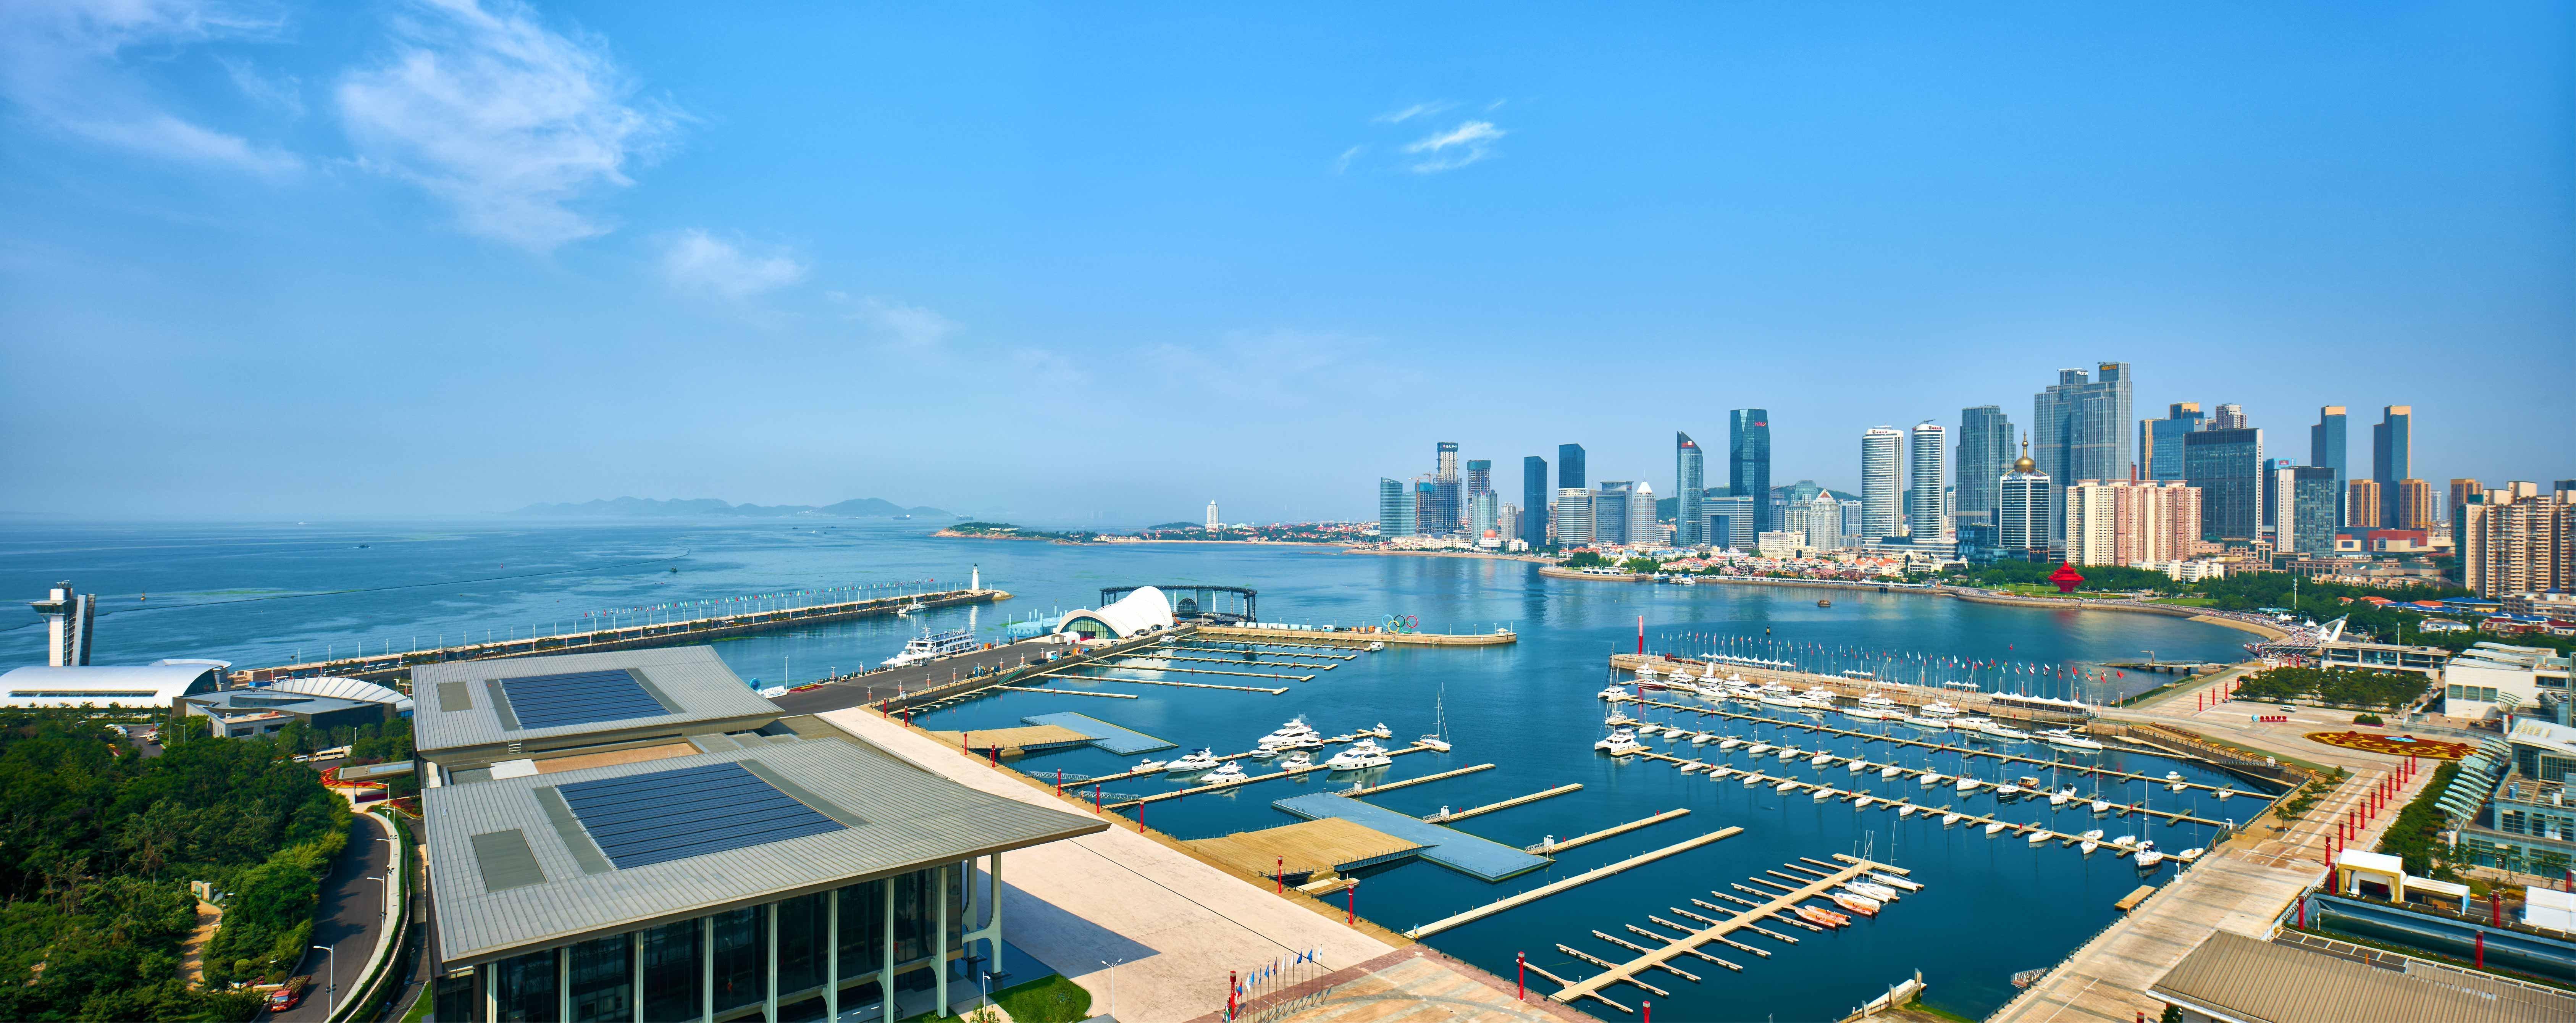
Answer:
939 520 1372 545
509 497 954 519
937 521 1098 542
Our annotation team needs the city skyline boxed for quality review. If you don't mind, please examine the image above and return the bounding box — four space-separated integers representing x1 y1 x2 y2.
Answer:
3 3 2568 522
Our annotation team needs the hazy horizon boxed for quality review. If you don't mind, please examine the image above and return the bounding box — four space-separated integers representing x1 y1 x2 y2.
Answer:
5 2 2569 522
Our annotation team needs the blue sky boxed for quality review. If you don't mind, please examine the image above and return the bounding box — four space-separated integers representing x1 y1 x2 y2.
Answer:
2 1 2568 524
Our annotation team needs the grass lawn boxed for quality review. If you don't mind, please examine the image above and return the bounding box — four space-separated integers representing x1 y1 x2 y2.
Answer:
908 974 1092 1023
2188 731 2341 777
2149 596 2217 607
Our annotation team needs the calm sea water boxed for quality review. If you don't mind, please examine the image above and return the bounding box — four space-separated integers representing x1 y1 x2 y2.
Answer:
2 521 2262 1021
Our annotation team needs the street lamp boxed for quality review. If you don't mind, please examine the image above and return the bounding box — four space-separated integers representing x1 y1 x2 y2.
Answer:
1099 958 1123 1019
313 943 336 1017
367 875 386 919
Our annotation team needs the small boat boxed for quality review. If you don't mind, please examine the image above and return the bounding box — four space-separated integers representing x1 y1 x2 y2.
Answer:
1844 881 1899 901
1775 779 1801 793
1994 781 2024 798
1812 786 1835 800
2076 827 2106 849
1348 738 1388 755
1277 752 1315 771
1853 795 1873 808
1749 743 1774 755
1984 820 2008 836
1857 693 1898 710
1324 748 1393 770
1759 694 1806 710
1636 724 1663 737
1164 750 1223 773
2134 849 2167 869
2027 830 2051 845
1360 723 1393 739
1418 687 1453 752
2176 847 2205 863
1831 893 1880 916
1868 871 1922 892
1981 723 2035 741
1594 728 1641 752
1817 598 1833 607
1689 732 1715 745
2041 728 2106 752
2111 834 2138 850
1202 762 1248 784
2049 787 2076 807
1956 777 1981 793
1680 761 1705 774
1941 811 1963 826
1923 701 1962 717
1597 686 1626 700
2090 799 2111 815
2080 837 2101 855
1777 747 1801 761
1812 752 1836 766
1802 686 1840 704
1918 771 1943 787
1718 738 1744 750
1898 804 1918 817
1880 764 1904 778
2164 771 2184 782
1742 773 1763 787
1791 905 1842 928
1366 641 1386 651
2214 789 2235 801
1903 715 1950 730
1710 766 1734 779
1847 759 1867 773
1842 707 1897 721
1133 757 1169 772
2166 781 2188 792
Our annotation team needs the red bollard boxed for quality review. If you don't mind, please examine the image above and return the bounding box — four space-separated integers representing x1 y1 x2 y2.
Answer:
1229 970 1238 1020
2491 893 2502 926
1517 951 1527 1000
1644 1000 1652 1023
1276 858 1284 894
2297 897 2306 928
1056 768 1063 795
1137 802 1145 833
1347 880 1360 925
963 732 970 753
1093 785 1101 813
2476 930 2486 968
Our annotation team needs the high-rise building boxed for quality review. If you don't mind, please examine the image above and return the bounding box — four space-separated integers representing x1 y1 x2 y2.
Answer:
1498 502 1521 544
2450 478 2483 527
1728 410 1772 535
1522 456 1549 548
1469 491 1499 538
1675 432 1705 546
2311 406 2348 525
1415 479 1436 537
2373 405 2411 527
2142 402 2203 481
1429 442 1463 533
1465 459 1491 500
1591 483 1633 545
2397 478 2435 530
1377 478 1412 537
2260 457 2292 536
1205 500 1220 529
2272 466 2338 556
2209 403 2248 430
1997 440 2051 558
1803 490 1842 550
31 581 96 668
2184 427 2264 542
1703 495 1756 551
1558 444 1588 493
1860 426 1903 542
2347 479 2384 529
2032 363 2134 549
2461 489 2575 599
2066 479 2204 566
1908 421 1949 539
1956 405 2013 526
1630 481 1659 547
1555 487 1595 546
1436 441 1459 481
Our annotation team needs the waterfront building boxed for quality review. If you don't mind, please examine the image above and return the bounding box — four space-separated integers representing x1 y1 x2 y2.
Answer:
1497 502 1519 546
1414 479 1436 539
2274 465 2340 556
2373 405 2411 527
1756 531 1804 558
1377 478 1411 537
1205 500 1220 530
1555 487 1594 546
417 648 1102 1023
2064 477 2203 566
2184 426 2264 543
1558 443 1587 493
1704 495 1756 550
2311 406 2349 525
1521 456 1549 548
0 659 228 710
1435 441 1458 481
1861 426 1903 542
2440 641 2571 721
2461 488 2575 599
1628 481 1658 548
2141 402 2203 482
28 579 96 667
1956 405 2012 527
2208 402 2248 430
1675 432 1705 546
1908 421 1949 540
1997 440 2051 559
2397 478 2435 530
2347 479 2384 529
1803 490 1842 550
2032 363 2135 549
1728 410 1772 534
1592 482 1634 546
1469 491 1499 537
181 677 404 738
1464 459 1490 500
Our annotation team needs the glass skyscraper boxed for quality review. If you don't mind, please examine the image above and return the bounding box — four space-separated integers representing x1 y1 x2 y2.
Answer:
1592 483 1634 545
2033 363 2135 549
2310 406 2347 526
2373 405 2411 528
1555 487 1594 546
1377 478 1411 537
1861 426 1903 542
1728 410 1772 535
2184 427 2264 542
1955 405 2012 526
2143 402 2201 482
1704 495 1756 551
1675 432 1704 546
2276 465 2339 556
1521 455 1548 548
1908 421 1949 539
1465 459 1491 499
1559 443 1587 493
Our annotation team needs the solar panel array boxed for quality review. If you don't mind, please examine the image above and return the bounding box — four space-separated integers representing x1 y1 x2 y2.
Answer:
497 668 671 729
557 762 846 869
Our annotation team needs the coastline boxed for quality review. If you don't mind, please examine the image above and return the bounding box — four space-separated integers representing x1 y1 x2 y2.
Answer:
1348 548 1550 564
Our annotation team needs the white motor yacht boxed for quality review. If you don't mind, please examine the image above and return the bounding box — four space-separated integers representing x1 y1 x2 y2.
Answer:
1729 692 1763 707
1858 692 1898 710
1324 748 1392 770
1952 716 1994 730
1594 728 1643 753
1903 715 1950 730
1718 737 1744 750
1133 757 1169 772
1759 693 1806 710
1924 701 1963 717
1842 707 1897 721
1277 752 1315 771
1164 750 1223 773
1361 723 1393 739
2042 728 2106 752
1981 723 2035 741
1802 686 1840 704
1597 685 1628 700
1202 762 1248 784
1347 738 1388 755
1366 641 1386 651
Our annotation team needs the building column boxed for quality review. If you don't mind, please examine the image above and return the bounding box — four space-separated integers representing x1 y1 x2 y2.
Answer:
632 930 644 1023
881 877 896 1023
561 947 572 1022
825 889 839 1022
703 917 715 1023
766 898 779 1021
933 865 950 1014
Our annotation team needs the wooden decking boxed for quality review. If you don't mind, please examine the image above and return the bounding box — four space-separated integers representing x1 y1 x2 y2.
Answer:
1183 818 1426 881
1547 854 1900 1008
925 724 1094 750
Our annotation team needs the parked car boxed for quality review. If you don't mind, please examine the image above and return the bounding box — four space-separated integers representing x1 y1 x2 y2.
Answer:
266 976 310 1012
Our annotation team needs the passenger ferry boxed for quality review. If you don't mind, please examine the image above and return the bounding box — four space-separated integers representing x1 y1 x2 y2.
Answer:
882 628 979 668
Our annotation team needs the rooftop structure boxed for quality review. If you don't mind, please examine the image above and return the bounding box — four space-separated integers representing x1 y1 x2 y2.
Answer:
180 687 391 739
413 647 784 771
0 660 228 709
1055 585 1179 641
2149 929 2574 1023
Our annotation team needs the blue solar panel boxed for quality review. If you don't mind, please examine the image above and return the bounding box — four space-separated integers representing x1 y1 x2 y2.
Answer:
499 669 671 729
557 762 845 869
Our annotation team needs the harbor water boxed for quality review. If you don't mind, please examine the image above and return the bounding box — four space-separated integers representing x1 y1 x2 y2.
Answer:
2 521 2264 1020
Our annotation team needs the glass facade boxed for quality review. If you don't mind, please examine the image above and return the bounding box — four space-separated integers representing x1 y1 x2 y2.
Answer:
569 935 636 1023
709 906 766 1018
1520 457 1548 548
775 893 830 1002
1557 444 1586 492
1728 410 1770 535
641 920 702 1023
2311 406 2347 524
1675 433 1704 546
2032 363 2134 548
2373 405 2411 527
492 949 559 1023
2146 402 2202 482
1956 405 2012 523
2184 427 2264 542
1376 478 1409 537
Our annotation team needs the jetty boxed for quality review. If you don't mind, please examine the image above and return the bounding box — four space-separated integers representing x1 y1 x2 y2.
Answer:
1402 827 1745 938
1544 854 1907 1010
1200 624 1516 647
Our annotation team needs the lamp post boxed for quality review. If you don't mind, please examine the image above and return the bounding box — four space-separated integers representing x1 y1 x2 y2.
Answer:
313 943 336 1017
1099 959 1122 1019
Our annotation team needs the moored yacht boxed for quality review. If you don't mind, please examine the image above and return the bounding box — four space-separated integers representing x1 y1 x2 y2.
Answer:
1164 749 1223 773
1323 747 1392 770
2041 728 2106 752
1202 762 1248 784
881 627 979 668
1595 728 1645 754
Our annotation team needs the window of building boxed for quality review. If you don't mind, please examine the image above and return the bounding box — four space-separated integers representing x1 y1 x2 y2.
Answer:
435 969 484 1023
640 919 702 1023
775 892 829 1001
567 933 633 1022
835 879 887 981
709 905 767 1017
491 948 559 1023
893 872 927 963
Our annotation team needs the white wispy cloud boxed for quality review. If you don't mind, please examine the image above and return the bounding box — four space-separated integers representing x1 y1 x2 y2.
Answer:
848 297 960 350
1373 100 1454 124
0 0 302 175
337 0 682 250
220 56 305 117
1402 119 1504 173
1333 145 1363 174
659 230 806 300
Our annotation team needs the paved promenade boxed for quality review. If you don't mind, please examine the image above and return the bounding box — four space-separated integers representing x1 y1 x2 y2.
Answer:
816 707 1394 1023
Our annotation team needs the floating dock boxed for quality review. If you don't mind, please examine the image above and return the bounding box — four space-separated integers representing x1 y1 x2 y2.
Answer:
1182 818 1426 882
1031 667 1292 693
1425 783 1584 823
1402 826 1744 938
1547 854 1903 1010
1531 809 1692 854
929 724 1093 752
1199 625 1516 647
1017 712 1176 755
1274 792 1554 881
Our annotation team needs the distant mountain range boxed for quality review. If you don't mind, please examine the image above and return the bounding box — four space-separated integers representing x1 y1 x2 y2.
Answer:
507 497 954 519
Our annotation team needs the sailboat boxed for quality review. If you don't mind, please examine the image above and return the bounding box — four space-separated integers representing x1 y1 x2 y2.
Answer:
1418 685 1452 751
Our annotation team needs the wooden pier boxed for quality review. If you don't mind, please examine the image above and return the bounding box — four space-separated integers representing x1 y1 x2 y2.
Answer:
1531 809 1691 854
1341 763 1494 795
1098 744 1437 808
1402 827 1744 939
1043 663 1307 686
1425 783 1583 823
1168 642 1357 662
1181 818 1426 882
1546 854 1903 1009
990 684 1138 699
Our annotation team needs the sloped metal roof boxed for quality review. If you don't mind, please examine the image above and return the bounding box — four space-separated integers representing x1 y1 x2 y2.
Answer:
425 733 1104 964
412 646 779 755
2148 930 2576 1023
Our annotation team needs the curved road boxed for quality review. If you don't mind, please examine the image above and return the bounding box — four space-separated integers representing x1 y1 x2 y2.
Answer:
265 812 396 1022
